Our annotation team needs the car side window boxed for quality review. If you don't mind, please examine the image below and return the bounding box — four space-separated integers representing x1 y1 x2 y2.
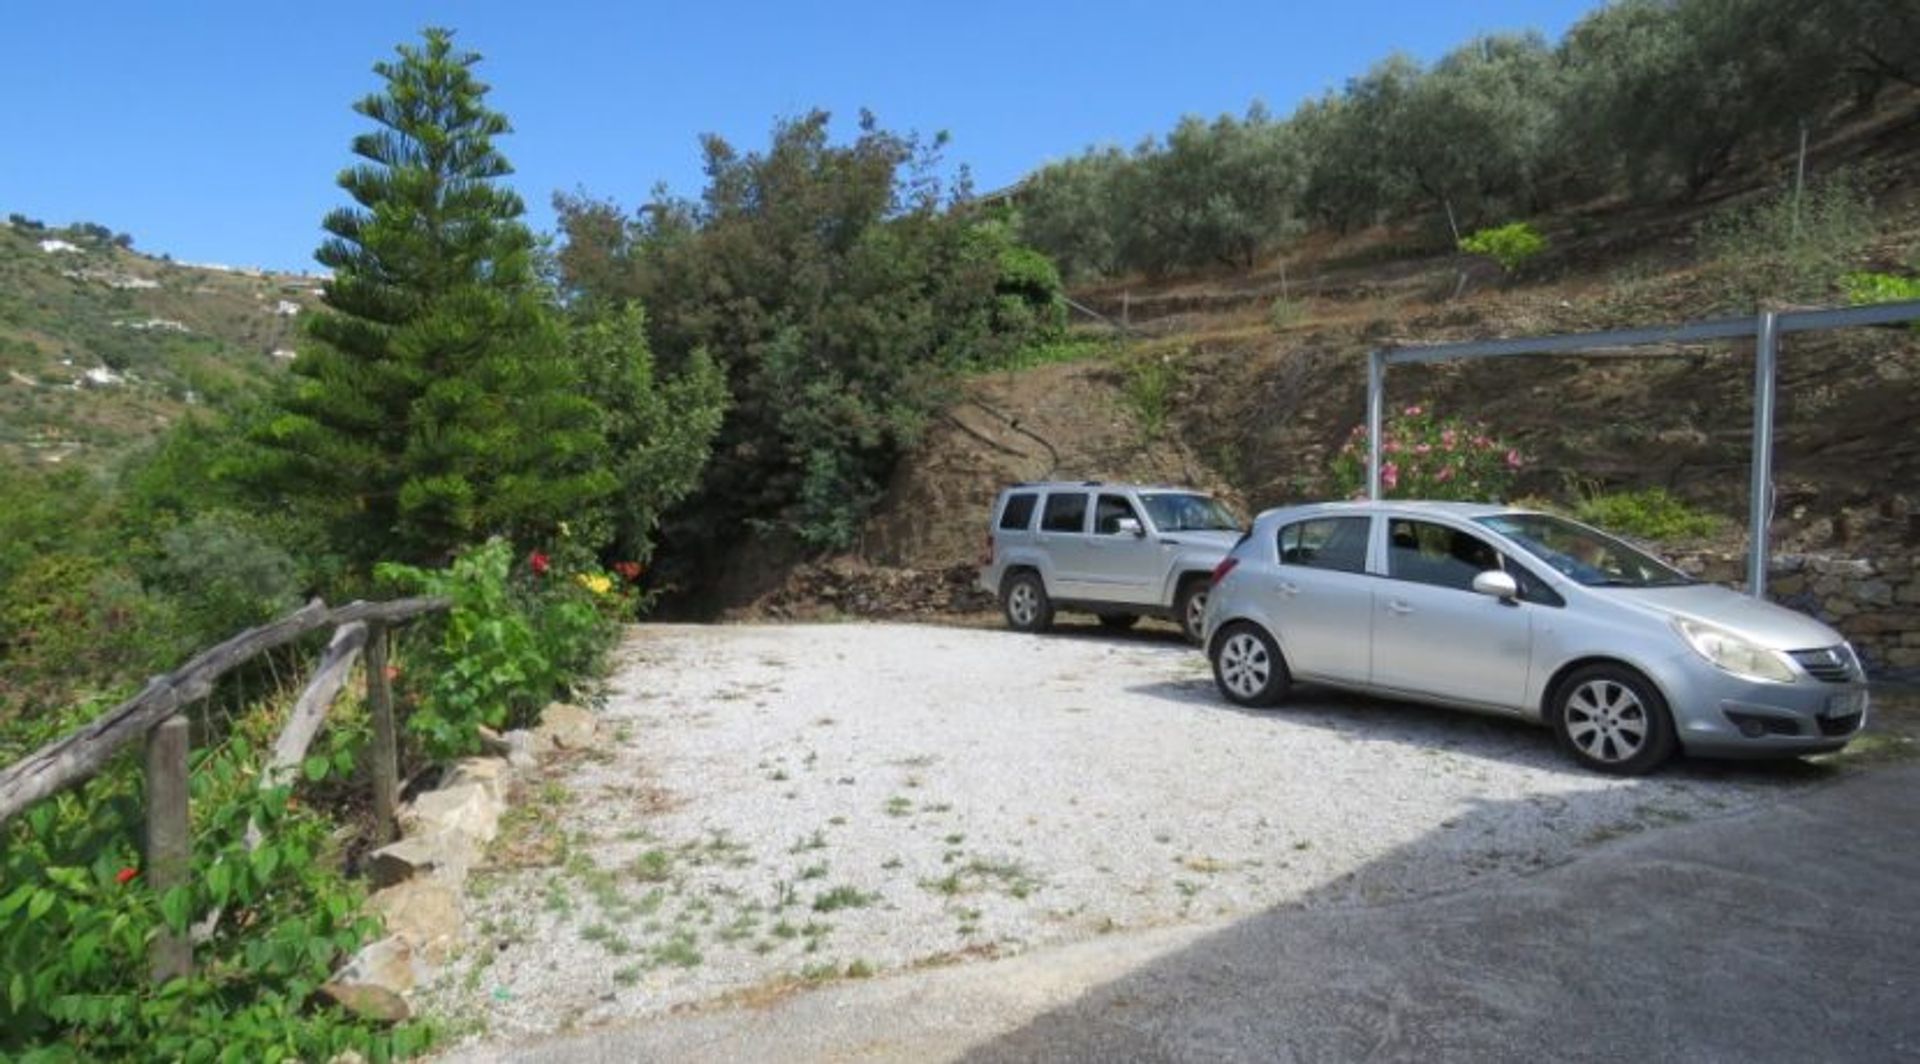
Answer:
1094 494 1142 535
998 492 1037 531
1277 517 1369 573
1387 519 1502 592
1040 492 1088 534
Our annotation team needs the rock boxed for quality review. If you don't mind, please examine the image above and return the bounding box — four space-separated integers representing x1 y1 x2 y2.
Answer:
1858 580 1895 607
535 702 598 750
475 725 511 755
367 829 479 888
504 728 550 767
322 936 416 1021
444 756 511 804
369 879 464 966
327 1052 369 1064
403 783 502 846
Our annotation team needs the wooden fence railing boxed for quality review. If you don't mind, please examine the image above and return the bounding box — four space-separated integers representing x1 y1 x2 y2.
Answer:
0 595 449 982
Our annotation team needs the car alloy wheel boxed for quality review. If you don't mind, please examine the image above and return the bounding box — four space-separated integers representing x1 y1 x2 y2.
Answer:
1008 584 1039 626
1210 623 1288 707
1564 678 1648 764
1551 663 1675 775
1001 572 1053 633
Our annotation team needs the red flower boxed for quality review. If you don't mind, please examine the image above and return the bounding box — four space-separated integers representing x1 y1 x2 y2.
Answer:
529 551 550 576
612 561 643 582
116 866 138 885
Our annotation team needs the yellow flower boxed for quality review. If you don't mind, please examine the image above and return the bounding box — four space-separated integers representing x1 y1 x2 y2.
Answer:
577 572 613 596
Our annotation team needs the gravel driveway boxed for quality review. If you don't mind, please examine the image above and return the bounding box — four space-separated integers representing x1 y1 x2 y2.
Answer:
425 621 1830 1046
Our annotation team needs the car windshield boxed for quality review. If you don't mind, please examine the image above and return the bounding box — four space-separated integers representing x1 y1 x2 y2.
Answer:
1138 492 1241 533
1476 513 1695 588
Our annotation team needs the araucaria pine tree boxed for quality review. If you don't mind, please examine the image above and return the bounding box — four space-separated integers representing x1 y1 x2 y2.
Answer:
248 28 612 564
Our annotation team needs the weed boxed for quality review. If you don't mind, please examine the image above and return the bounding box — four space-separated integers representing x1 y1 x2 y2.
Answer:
629 849 674 883
799 862 829 881
943 833 966 846
613 965 643 987
812 885 880 912
789 830 828 854
884 796 913 817
652 931 702 969
844 959 875 979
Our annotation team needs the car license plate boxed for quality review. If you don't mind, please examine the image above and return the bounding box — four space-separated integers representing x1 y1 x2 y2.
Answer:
1826 691 1866 717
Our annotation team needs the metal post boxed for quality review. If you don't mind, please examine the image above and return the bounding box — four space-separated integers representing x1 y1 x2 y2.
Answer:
1366 350 1386 500
145 715 191 983
365 622 399 843
1748 311 1778 598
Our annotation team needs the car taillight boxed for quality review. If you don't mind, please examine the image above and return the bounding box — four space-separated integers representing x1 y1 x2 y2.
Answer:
979 533 994 568
1209 556 1239 587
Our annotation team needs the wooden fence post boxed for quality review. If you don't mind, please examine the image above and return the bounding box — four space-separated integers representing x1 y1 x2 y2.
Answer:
144 715 191 983
366 622 399 843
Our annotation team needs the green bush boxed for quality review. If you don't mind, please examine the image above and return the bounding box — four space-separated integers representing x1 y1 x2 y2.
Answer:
1574 487 1723 541
377 538 613 760
1120 353 1181 438
1458 222 1547 274
1842 270 1920 312
1330 403 1523 501
1 713 431 1061
1699 173 1873 307
1267 297 1307 331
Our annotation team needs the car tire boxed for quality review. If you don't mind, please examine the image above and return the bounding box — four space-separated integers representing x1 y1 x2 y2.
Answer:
1549 664 1677 776
1175 578 1209 645
1001 571 1054 633
1096 612 1141 631
1210 622 1290 708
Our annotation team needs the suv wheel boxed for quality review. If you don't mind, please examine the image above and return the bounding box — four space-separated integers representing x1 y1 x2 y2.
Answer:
1549 664 1676 775
1211 622 1289 707
1175 579 1209 645
1002 572 1054 633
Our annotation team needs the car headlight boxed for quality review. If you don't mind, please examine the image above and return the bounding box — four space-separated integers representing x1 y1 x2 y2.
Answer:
1673 618 1797 683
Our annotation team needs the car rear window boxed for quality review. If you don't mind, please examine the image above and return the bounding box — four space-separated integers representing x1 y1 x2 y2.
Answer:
1040 492 1088 533
998 492 1037 531
1278 517 1369 573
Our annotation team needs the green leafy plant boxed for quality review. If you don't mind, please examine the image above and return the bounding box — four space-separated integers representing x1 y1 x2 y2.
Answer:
1574 487 1723 541
1330 404 1523 501
1842 271 1920 324
377 537 612 760
1 716 431 1061
1458 222 1547 274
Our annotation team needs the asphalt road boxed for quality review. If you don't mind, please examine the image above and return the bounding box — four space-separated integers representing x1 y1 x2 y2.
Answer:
460 761 1920 1063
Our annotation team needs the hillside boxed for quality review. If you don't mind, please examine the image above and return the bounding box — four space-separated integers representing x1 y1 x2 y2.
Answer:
0 219 323 467
733 124 1920 665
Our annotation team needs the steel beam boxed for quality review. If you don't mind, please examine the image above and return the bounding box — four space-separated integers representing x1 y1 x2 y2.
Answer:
1749 312 1779 598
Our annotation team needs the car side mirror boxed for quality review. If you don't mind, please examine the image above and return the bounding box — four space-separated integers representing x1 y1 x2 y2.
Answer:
1472 570 1520 602
1115 517 1144 537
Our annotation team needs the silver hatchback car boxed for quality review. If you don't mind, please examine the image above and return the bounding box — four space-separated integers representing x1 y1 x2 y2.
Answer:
1202 501 1869 774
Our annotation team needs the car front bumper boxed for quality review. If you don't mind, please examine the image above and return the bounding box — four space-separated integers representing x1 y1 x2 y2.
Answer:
1660 653 1870 757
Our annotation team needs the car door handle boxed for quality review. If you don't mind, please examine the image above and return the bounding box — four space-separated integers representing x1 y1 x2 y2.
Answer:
1386 600 1414 615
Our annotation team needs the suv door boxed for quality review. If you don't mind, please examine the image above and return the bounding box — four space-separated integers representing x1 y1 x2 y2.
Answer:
1370 517 1533 710
1269 515 1374 684
1037 491 1093 598
1080 492 1159 603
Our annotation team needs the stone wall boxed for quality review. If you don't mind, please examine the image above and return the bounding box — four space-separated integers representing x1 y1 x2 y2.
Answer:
1669 551 1919 676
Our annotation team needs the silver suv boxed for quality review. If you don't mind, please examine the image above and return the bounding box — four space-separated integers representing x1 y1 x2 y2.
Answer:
979 482 1244 642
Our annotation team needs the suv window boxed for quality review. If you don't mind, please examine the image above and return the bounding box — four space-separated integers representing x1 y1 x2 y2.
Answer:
998 492 1037 531
1094 494 1142 535
1278 517 1369 573
1040 492 1088 533
1387 519 1501 591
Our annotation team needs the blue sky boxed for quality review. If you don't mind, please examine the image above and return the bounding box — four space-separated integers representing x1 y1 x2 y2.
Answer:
3 1 1601 273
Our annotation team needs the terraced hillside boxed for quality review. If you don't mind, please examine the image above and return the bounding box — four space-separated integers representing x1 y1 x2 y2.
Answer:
0 219 323 467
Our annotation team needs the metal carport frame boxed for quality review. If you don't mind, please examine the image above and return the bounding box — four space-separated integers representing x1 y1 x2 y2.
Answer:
1366 299 1920 598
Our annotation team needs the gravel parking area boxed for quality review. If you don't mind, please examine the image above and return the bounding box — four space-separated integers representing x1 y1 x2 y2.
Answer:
425 621 1829 1045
